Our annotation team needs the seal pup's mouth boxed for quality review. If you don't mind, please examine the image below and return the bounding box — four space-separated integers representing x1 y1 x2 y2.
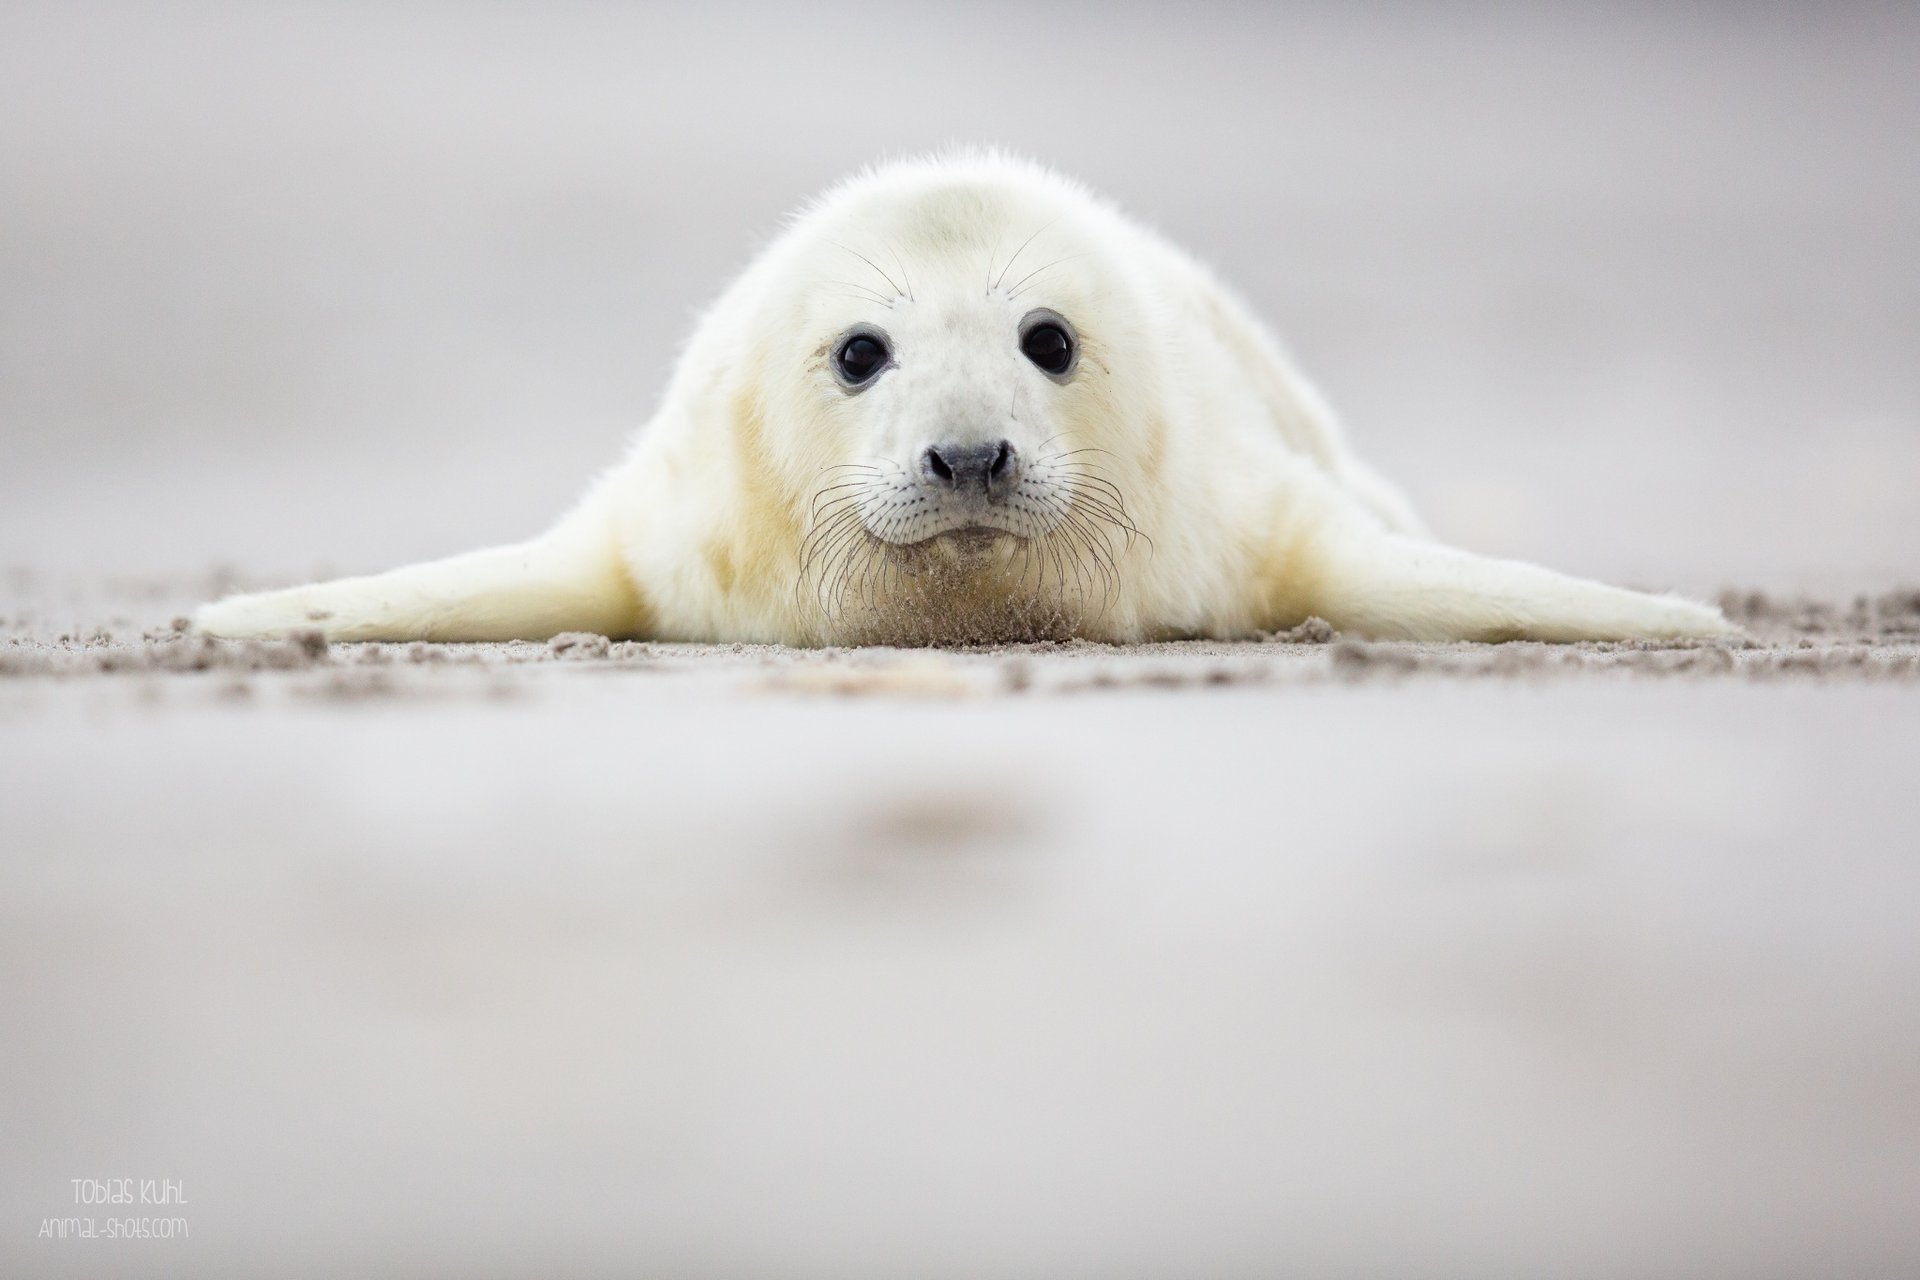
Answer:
925 524 1016 562
795 448 1146 642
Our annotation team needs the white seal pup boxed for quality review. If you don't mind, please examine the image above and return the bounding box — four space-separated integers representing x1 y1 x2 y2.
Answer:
198 153 1731 646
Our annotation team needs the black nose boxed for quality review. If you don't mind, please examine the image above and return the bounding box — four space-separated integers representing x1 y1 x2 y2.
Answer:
920 440 1019 499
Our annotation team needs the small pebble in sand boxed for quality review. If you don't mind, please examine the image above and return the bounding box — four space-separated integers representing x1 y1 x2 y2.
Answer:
548 632 612 660
1265 616 1338 644
1330 640 1422 675
287 628 329 661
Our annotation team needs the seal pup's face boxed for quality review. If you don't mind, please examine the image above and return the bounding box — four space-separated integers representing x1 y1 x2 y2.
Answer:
766 184 1145 642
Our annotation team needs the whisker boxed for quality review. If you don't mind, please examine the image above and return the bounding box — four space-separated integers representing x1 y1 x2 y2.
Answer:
1065 507 1122 615
1006 252 1090 299
1063 499 1138 550
825 287 899 309
1055 470 1130 508
811 508 876 590
799 510 863 583
826 530 871 621
830 242 905 301
887 240 915 303
808 482 877 516
993 219 1057 293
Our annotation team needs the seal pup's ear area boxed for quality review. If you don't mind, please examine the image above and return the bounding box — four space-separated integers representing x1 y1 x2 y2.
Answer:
194 507 644 643
1302 531 1736 643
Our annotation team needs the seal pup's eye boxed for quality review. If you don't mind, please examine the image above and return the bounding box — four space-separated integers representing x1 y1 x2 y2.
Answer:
833 330 892 389
1019 312 1077 378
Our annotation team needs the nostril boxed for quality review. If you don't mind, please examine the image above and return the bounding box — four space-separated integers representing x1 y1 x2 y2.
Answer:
989 441 1014 480
923 446 954 485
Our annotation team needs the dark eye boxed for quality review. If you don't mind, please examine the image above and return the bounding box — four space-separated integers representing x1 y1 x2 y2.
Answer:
1021 321 1075 376
834 332 890 387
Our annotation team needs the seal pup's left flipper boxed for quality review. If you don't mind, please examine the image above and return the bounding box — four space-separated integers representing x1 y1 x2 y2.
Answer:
195 507 642 642
1302 528 1733 643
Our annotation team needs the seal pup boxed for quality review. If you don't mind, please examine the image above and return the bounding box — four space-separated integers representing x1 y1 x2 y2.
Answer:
197 153 1731 645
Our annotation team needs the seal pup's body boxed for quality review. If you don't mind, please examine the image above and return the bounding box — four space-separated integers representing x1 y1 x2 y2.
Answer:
198 154 1730 645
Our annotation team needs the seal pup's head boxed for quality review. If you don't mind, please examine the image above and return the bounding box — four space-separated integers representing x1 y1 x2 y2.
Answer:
712 154 1158 645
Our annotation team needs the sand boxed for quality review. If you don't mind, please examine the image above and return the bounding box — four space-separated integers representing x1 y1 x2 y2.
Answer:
4 572 1919 1278
4 574 1919 694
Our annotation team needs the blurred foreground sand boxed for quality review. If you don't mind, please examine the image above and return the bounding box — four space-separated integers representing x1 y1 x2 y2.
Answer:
3 577 1919 1277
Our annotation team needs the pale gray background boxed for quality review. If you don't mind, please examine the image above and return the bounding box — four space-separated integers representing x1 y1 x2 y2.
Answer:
4 1 1916 590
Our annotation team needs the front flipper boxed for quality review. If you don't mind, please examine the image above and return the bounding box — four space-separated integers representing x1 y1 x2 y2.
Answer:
1303 530 1732 643
195 511 642 642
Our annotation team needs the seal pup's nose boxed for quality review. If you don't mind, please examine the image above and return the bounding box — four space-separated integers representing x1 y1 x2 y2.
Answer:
920 440 1019 501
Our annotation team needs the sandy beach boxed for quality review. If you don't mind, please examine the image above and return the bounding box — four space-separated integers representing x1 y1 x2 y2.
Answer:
4 578 1919 1276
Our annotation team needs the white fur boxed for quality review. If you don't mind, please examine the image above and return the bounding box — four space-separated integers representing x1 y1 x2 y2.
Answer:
198 152 1732 646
